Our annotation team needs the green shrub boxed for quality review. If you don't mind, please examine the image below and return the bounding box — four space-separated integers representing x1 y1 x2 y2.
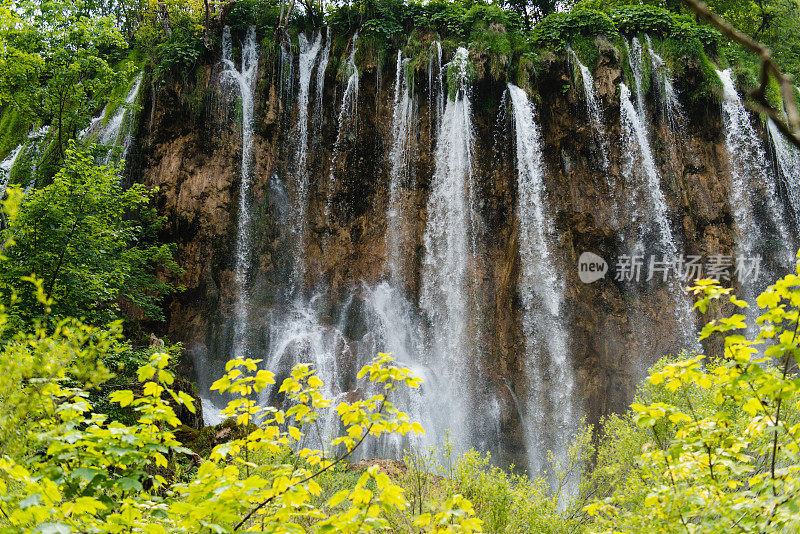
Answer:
227 0 281 33
610 5 675 37
465 4 519 32
152 28 203 86
533 9 617 46
448 451 562 534
326 4 361 35
586 271 800 532
428 1 469 39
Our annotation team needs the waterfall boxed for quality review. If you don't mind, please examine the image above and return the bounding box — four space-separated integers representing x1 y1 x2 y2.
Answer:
717 69 794 276
386 50 416 284
428 41 444 130
221 26 258 361
279 40 294 112
619 83 674 252
327 32 360 215
357 282 446 459
420 47 478 450
2 126 50 195
99 73 143 165
568 48 608 169
314 28 332 127
768 119 800 229
290 31 323 287
625 37 647 117
0 144 23 198
80 73 142 165
507 83 577 476
295 32 322 176
620 82 697 350
646 37 683 131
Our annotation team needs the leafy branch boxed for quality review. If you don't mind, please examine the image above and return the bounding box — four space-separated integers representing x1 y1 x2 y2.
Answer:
679 0 800 149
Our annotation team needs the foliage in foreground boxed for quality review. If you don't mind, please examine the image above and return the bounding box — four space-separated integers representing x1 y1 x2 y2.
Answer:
585 259 800 532
0 343 482 532
0 326 481 534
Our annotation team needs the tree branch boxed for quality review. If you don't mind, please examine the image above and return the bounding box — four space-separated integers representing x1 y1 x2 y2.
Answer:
233 396 389 531
679 0 800 149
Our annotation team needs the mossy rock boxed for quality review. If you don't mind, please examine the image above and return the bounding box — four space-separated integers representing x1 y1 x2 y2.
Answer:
177 418 259 457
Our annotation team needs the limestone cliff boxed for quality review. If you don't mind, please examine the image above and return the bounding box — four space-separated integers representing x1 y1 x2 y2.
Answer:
131 29 795 468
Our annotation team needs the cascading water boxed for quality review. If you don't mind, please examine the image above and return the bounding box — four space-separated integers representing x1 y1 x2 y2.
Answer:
625 37 647 117
646 37 684 131
314 28 332 127
0 144 23 198
568 48 608 169
356 282 446 459
99 73 143 165
428 41 444 131
2 126 51 195
619 82 697 350
79 73 142 165
506 83 577 476
327 32 360 216
290 31 323 286
386 50 416 284
768 119 800 228
420 47 480 451
221 26 259 361
717 69 794 285
620 83 674 251
279 39 294 113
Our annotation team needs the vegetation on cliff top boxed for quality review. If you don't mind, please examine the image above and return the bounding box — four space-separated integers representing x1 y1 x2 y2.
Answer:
0 0 797 172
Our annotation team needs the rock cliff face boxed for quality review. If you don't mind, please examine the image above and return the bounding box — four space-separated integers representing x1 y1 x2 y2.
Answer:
133 30 795 468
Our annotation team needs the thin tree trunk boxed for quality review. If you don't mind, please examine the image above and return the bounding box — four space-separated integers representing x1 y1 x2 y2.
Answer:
204 0 211 48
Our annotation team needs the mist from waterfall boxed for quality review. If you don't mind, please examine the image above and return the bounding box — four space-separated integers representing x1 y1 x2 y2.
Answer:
420 47 480 451
386 50 416 284
568 48 608 169
221 26 259 361
507 83 577 477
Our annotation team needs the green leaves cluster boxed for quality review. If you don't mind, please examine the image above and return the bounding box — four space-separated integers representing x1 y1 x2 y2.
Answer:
532 5 720 50
585 255 800 532
152 28 204 87
533 9 616 45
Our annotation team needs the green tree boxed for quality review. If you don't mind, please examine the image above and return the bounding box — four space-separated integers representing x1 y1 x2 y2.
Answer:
0 145 180 326
0 0 128 159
